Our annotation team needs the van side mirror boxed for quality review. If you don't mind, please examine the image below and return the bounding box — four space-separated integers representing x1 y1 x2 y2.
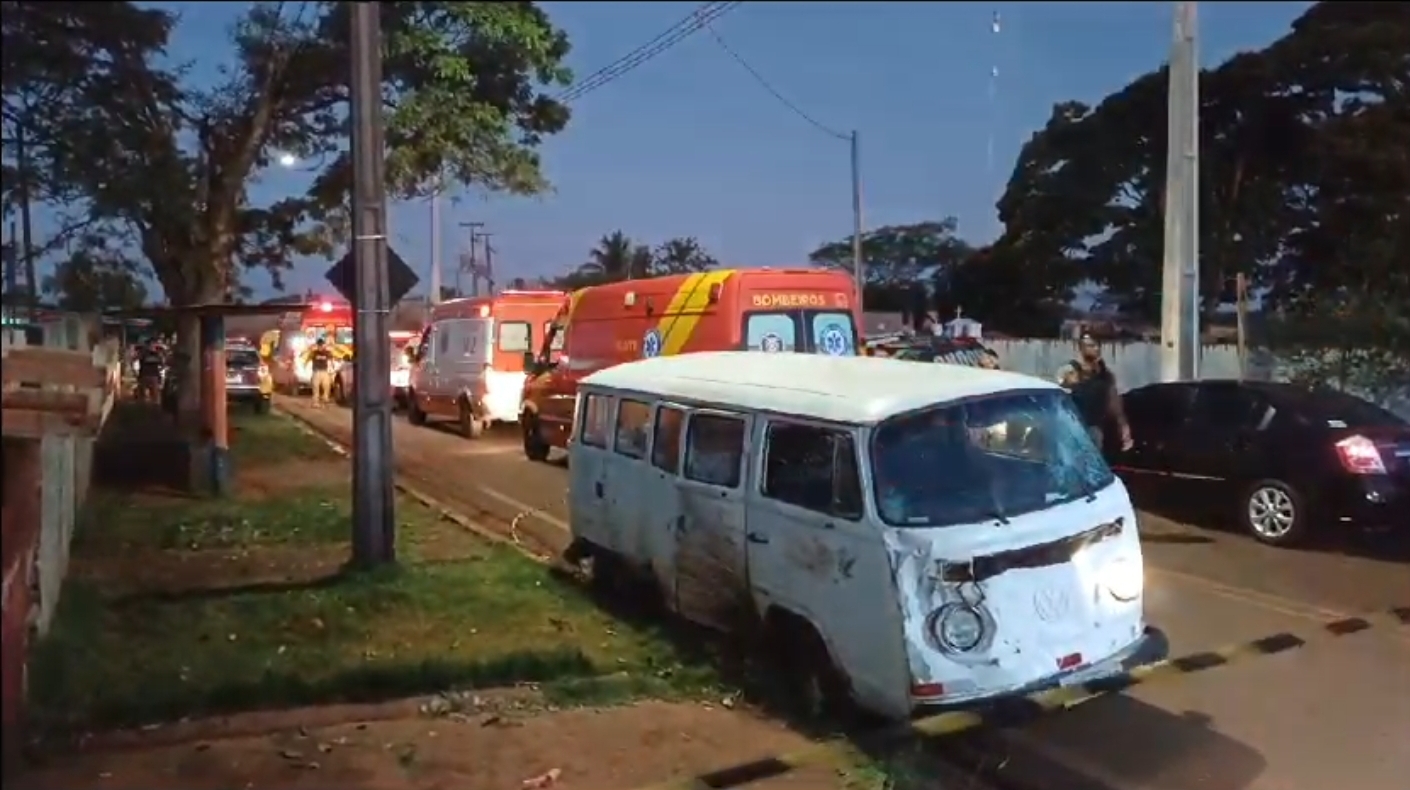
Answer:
522 350 537 372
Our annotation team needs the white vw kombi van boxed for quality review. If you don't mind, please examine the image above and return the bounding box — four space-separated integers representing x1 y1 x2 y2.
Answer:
565 351 1167 721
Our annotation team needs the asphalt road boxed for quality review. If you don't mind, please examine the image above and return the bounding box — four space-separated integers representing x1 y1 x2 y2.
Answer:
276 396 1410 790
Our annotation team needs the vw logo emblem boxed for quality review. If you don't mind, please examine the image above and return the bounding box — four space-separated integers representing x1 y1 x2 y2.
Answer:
760 333 785 353
1033 587 1072 622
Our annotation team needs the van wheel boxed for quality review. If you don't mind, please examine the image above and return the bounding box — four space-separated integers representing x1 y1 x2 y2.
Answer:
407 391 427 426
1240 479 1309 547
769 613 852 722
522 413 550 461
458 398 484 439
588 550 624 596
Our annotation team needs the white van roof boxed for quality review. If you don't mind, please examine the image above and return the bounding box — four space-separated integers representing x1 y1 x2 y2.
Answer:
581 351 1059 425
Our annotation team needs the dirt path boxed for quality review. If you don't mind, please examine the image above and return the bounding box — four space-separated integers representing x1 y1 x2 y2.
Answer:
17 701 859 790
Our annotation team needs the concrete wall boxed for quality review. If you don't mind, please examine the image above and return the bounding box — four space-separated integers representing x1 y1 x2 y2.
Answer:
0 313 106 774
988 338 1410 419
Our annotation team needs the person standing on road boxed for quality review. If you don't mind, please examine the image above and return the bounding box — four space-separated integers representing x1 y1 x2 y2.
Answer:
1059 333 1132 452
304 337 335 407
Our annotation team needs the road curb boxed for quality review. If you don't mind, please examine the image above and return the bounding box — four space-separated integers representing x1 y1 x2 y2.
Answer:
273 404 556 565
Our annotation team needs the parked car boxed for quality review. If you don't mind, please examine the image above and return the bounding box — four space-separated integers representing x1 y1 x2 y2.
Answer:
1112 379 1409 546
866 335 999 368
160 345 272 415
226 345 273 413
333 332 417 410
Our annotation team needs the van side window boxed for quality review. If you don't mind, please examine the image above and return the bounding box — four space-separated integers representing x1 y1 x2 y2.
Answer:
435 325 451 357
498 321 532 353
684 414 746 488
764 423 863 520
615 399 651 459
579 394 612 448
653 407 686 473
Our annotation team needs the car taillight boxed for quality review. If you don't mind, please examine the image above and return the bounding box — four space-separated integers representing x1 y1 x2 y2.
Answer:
1335 434 1387 475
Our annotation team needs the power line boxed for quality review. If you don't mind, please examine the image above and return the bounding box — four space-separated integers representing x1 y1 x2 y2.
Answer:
703 23 848 141
557 2 742 104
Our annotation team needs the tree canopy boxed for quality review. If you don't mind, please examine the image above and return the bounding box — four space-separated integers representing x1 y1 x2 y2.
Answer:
799 3 1407 348
41 234 148 313
990 1 1408 329
4 1 573 307
550 231 721 290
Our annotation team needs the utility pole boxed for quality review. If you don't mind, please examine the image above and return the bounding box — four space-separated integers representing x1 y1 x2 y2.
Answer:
15 111 37 318
479 233 495 294
850 130 865 315
459 221 484 296
1160 1 1200 381
348 1 396 567
429 179 442 304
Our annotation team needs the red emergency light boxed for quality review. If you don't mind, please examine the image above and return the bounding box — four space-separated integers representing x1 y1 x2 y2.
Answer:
317 301 334 313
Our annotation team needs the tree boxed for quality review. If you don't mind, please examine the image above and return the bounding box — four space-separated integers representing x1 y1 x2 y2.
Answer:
650 236 719 277
808 218 976 314
551 232 719 289
15 2 572 415
41 233 148 313
2 1 173 307
932 243 1074 337
990 1 1408 333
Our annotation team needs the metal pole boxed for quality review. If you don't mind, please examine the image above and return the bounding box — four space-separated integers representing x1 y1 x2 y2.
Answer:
349 1 396 567
460 221 483 296
481 233 495 294
1160 1 1200 381
850 131 864 314
429 179 442 305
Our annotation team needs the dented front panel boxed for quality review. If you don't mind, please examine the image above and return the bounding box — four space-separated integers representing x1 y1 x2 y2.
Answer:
883 479 1146 704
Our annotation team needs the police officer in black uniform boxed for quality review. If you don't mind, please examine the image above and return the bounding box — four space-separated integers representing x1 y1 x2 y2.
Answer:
136 343 165 403
1059 333 1132 453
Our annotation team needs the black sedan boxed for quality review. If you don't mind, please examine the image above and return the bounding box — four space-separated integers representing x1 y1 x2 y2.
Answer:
1110 379 1409 547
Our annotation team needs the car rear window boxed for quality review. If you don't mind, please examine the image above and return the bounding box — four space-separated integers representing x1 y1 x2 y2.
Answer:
1281 388 1405 428
228 350 261 367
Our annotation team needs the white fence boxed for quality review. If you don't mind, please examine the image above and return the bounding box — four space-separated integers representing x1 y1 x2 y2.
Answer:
2 314 104 636
988 339 1410 420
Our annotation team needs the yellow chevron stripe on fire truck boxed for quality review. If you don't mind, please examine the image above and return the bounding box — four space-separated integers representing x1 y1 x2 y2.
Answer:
657 270 735 357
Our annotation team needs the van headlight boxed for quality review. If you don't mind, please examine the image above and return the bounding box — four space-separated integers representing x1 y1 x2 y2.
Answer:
1103 557 1144 602
930 604 985 652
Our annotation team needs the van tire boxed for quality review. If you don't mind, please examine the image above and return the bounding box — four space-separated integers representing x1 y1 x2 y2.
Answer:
768 611 852 722
407 391 427 426
588 550 624 596
522 413 550 461
458 397 484 439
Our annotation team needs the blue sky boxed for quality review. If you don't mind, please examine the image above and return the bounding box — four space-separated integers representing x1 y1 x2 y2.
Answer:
37 1 1310 300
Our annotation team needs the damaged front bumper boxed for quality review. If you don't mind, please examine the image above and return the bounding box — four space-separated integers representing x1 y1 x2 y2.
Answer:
912 626 1170 714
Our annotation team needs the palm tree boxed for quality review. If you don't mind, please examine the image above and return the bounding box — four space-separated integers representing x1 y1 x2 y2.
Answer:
578 231 653 282
653 237 717 275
